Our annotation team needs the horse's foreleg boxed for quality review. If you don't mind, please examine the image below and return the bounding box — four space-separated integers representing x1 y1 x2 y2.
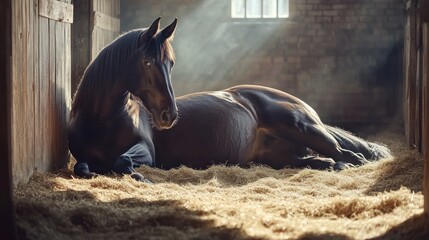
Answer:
113 143 153 182
74 162 99 179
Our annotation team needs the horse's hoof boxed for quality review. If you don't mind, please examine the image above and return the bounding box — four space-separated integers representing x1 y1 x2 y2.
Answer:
84 172 99 179
333 162 356 171
130 173 153 184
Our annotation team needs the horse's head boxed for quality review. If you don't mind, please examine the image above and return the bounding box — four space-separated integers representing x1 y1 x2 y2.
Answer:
127 17 178 130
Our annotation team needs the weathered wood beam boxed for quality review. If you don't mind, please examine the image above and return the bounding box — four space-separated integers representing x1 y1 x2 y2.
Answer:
93 10 120 32
39 0 73 23
422 22 429 214
404 0 418 148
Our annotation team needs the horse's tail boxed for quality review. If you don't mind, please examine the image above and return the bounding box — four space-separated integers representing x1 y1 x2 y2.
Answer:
325 125 391 161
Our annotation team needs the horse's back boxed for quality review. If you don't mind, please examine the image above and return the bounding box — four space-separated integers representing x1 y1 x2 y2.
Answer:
153 91 259 169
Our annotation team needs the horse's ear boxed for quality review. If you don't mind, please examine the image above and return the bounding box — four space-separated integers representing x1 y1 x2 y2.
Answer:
146 17 161 40
161 18 177 40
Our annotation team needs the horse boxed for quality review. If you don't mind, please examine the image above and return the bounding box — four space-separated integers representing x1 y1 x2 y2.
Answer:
68 17 391 182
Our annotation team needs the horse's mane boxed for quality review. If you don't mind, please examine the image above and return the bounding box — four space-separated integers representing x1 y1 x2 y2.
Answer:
71 28 175 118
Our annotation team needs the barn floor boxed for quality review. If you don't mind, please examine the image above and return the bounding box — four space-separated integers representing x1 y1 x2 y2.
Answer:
14 129 429 240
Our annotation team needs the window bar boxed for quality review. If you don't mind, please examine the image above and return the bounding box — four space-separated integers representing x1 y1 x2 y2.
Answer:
261 0 263 18
276 0 279 18
244 0 247 18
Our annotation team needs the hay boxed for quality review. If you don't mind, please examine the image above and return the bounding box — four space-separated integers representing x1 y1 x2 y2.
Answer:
14 131 429 240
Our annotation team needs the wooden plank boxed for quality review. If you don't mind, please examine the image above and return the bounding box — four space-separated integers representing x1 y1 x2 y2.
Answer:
114 0 120 18
415 2 423 151
11 0 21 185
102 0 105 15
64 0 71 121
61 20 68 167
39 16 50 171
416 47 422 151
0 0 17 238
49 19 56 167
108 0 112 16
90 0 97 60
92 0 99 12
27 0 36 175
11 0 20 185
12 0 35 185
93 11 120 32
55 19 64 168
404 0 418 148
423 22 429 214
91 25 98 60
54 0 70 168
421 0 429 22
39 0 73 23
65 21 71 134
34 0 42 170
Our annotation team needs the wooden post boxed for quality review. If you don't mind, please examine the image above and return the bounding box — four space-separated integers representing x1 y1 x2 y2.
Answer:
0 0 17 239
71 0 92 97
421 0 429 214
404 0 418 148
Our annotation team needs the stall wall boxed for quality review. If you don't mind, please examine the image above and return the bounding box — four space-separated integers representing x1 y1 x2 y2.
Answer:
11 0 72 185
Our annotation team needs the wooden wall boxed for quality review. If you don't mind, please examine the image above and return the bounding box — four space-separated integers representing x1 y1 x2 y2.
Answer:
72 0 120 94
11 0 73 186
404 0 429 213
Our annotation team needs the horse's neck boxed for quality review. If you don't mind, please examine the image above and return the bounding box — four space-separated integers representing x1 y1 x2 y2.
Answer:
89 85 130 121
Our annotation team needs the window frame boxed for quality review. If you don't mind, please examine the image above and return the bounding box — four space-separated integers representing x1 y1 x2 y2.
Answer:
230 0 290 20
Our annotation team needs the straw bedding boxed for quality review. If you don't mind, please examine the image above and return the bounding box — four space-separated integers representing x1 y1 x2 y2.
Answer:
14 130 429 240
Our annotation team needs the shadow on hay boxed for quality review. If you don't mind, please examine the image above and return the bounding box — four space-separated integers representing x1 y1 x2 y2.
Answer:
369 213 429 240
296 232 353 240
15 186 260 240
363 136 423 195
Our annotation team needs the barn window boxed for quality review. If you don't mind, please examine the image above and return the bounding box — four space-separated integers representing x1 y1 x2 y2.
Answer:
231 0 289 19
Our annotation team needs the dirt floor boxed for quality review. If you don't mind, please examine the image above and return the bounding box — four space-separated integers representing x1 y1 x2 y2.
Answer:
14 130 429 240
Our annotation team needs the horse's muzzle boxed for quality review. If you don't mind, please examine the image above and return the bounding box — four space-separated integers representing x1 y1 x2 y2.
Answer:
154 107 178 130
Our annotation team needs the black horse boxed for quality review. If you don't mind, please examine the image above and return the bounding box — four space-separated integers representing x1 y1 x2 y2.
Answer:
68 17 390 181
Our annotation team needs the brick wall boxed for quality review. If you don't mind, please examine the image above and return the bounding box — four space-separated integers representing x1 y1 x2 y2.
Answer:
121 0 404 127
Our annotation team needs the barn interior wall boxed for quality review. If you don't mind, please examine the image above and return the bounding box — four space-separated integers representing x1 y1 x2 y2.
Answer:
11 0 72 186
121 0 404 128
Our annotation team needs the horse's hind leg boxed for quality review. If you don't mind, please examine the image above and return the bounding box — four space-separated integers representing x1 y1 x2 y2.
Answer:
113 143 154 182
325 125 391 160
251 130 336 170
297 124 368 166
263 103 368 167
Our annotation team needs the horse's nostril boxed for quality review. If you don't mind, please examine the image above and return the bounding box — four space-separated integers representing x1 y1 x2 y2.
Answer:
161 110 171 123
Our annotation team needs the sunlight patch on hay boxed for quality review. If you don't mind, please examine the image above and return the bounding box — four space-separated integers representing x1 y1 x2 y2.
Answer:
14 132 428 240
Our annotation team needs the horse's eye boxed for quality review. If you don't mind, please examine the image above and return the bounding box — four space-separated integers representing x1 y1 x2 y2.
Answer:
144 60 151 67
